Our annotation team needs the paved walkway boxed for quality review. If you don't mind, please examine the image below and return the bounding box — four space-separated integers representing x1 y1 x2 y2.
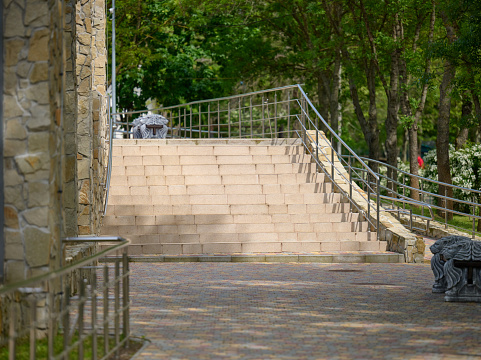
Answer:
129 261 481 359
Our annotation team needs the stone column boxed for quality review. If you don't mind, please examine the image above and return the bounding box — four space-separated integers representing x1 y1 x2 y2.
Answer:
63 0 79 238
76 0 107 235
2 0 68 283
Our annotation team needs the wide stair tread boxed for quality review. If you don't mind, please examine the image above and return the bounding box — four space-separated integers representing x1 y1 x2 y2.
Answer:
102 139 391 260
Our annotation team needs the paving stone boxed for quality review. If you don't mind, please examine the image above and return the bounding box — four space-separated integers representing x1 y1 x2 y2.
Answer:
128 262 481 359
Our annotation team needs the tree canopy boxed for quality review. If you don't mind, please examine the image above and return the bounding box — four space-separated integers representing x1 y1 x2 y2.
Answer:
108 0 481 191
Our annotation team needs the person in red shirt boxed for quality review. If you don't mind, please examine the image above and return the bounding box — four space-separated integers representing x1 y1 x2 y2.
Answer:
417 156 424 169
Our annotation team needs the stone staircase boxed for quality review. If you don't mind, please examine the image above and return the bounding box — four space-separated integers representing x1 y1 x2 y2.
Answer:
101 139 386 255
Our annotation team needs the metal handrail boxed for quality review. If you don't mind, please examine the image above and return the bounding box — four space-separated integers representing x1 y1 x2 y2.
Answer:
294 113 379 233
110 84 301 117
103 94 114 215
345 154 481 238
103 84 381 235
0 237 128 294
0 236 130 360
295 86 379 180
378 195 434 232
353 156 481 195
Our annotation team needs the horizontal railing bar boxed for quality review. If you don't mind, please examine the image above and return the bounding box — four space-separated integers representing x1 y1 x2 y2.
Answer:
359 172 481 218
111 85 302 117
63 236 127 242
349 155 481 196
295 88 379 181
377 195 434 220
0 237 128 295
351 165 481 214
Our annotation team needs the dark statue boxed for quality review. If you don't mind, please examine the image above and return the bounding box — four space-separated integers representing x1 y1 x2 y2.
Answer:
430 235 481 302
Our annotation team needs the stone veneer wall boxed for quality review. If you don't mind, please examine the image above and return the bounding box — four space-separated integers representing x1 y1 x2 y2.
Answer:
2 0 76 283
76 0 108 236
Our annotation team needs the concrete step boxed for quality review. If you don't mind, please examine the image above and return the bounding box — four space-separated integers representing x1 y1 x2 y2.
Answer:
111 163 318 176
113 154 314 167
109 183 334 197
101 224 376 242
109 173 328 187
105 202 353 218
118 251 403 263
103 212 362 226
102 221 370 235
107 192 345 206
103 139 386 256
116 239 386 256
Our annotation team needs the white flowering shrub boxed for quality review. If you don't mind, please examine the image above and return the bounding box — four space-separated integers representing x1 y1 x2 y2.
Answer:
423 144 481 212
377 158 425 198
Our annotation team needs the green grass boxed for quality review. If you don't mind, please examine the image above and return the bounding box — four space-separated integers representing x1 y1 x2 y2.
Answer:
382 200 480 236
0 332 127 360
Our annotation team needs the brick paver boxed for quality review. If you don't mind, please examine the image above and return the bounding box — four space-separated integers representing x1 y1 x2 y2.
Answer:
129 262 481 359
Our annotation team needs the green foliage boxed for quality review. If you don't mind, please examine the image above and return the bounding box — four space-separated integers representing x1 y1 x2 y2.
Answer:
110 0 233 112
423 143 481 210
109 0 480 161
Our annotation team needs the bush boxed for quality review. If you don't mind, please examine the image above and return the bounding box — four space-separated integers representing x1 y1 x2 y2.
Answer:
423 143 481 212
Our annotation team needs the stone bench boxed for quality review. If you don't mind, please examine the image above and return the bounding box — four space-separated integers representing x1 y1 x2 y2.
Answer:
430 235 481 302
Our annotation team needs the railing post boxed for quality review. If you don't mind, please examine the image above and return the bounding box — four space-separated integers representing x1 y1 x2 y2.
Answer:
421 180 424 217
367 178 371 225
9 303 16 360
287 91 291 138
239 97 242 138
217 101 220 138
445 187 448 229
249 96 253 138
48 287 54 359
63 285 70 360
115 259 120 358
177 108 181 138
122 251 130 348
262 95 265 138
78 275 85 360
92 268 98 359
410 210 413 231
274 93 278 138
228 101 231 138
30 298 37 360
376 176 380 240
349 156 352 213
198 104 202 138
103 264 109 357
183 108 186 138
315 130 319 173
189 107 193 138
302 98 306 145
330 133 334 181
473 195 476 239
208 104 211 138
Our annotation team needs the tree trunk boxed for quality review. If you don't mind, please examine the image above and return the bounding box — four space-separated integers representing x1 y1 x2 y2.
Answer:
437 59 456 220
366 60 380 173
317 71 330 134
472 91 481 143
346 71 380 174
402 129 408 163
455 92 472 149
330 50 342 151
